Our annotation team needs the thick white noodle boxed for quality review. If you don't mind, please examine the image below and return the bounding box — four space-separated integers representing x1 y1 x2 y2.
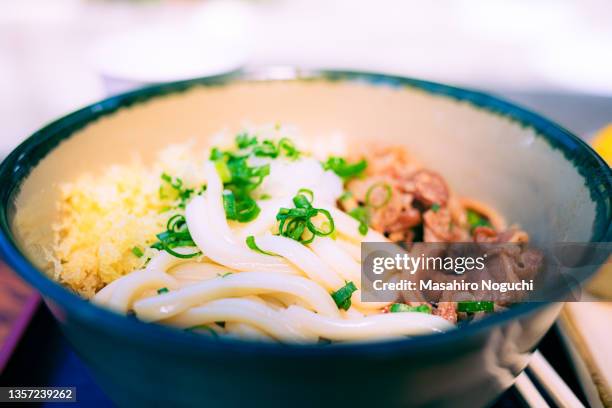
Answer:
225 322 275 342
163 298 316 343
95 269 176 313
335 238 361 261
253 235 344 291
132 271 341 321
308 237 360 283
284 305 453 341
186 196 295 273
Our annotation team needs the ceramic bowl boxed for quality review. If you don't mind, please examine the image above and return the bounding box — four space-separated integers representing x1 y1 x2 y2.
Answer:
1 69 610 408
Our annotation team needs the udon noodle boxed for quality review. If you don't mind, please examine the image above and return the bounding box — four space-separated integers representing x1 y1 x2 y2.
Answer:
45 126 529 343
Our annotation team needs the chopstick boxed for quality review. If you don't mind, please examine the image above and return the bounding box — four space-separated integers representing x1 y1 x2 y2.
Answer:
521 350 586 408
515 372 551 408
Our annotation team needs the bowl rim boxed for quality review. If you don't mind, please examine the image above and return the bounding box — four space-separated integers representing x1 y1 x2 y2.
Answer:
0 67 610 356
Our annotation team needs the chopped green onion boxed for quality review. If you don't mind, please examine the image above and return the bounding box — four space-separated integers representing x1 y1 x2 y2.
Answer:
466 209 492 232
278 137 300 159
259 193 272 200
457 301 494 313
293 193 312 209
323 157 367 181
157 287 169 294
431 203 441 213
331 281 358 311
151 214 202 259
234 133 301 160
214 159 232 183
219 272 233 278
348 207 369 235
389 303 431 313
159 173 196 209
234 194 260 222
131 246 144 258
297 188 314 203
236 132 258 149
246 236 278 256
222 190 237 219
276 191 335 244
212 133 306 224
365 182 392 209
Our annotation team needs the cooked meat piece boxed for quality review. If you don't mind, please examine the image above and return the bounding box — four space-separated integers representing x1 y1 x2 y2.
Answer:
513 248 543 280
423 208 467 242
404 169 449 207
370 193 421 234
497 229 529 244
474 226 530 244
346 176 421 239
363 146 419 179
473 226 498 243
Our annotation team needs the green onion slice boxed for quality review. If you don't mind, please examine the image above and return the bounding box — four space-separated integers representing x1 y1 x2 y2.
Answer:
389 303 431 314
331 281 358 311
323 157 367 181
365 182 392 209
348 207 369 235
457 301 494 313
246 236 278 256
466 209 492 232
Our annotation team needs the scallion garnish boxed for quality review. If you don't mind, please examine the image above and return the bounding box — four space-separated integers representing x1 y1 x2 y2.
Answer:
211 138 275 223
131 246 144 258
457 301 494 313
246 236 278 256
297 188 314 203
223 190 260 222
275 191 335 244
157 287 169 294
331 281 358 311
365 182 392 209
323 157 367 181
234 133 301 160
466 209 492 232
151 214 202 259
159 173 196 209
431 203 441 213
236 132 258 149
348 206 370 235
389 303 431 314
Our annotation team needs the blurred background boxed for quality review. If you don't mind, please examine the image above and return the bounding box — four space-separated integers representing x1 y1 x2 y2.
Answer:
1 0 612 158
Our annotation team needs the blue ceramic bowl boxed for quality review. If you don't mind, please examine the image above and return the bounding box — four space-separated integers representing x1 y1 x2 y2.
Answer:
1 69 610 408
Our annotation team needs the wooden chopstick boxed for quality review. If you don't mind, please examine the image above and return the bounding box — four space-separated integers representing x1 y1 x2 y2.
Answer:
527 350 586 408
515 372 551 408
